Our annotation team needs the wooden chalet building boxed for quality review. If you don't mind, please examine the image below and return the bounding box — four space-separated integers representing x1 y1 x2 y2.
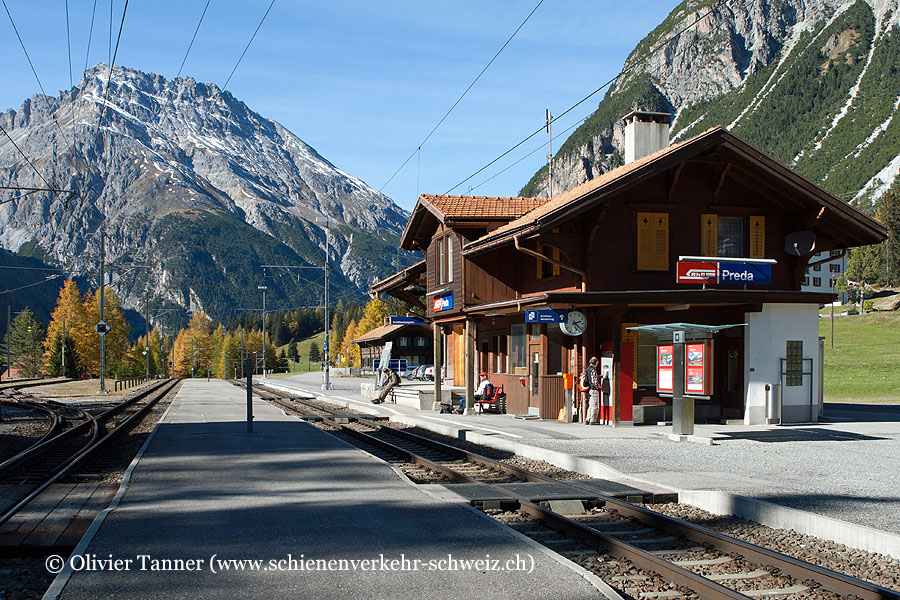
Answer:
373 111 886 424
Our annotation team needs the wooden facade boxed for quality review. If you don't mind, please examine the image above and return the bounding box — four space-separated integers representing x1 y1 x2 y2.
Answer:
382 125 886 422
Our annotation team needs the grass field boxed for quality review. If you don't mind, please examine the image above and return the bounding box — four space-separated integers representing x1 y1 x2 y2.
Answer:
277 331 326 373
819 311 900 402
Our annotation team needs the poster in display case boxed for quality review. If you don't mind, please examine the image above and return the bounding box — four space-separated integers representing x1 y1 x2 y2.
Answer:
686 342 706 394
657 344 673 393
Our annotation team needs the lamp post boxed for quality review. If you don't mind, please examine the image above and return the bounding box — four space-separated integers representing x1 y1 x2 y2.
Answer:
315 217 333 391
258 285 267 377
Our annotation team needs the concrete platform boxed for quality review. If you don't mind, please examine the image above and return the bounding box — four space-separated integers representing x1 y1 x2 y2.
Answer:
49 380 606 599
264 373 900 559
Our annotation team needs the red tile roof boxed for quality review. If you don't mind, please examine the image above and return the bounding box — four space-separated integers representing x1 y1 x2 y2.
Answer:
420 194 547 220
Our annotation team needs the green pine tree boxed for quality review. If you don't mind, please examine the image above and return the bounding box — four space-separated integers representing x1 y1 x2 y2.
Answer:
46 332 81 378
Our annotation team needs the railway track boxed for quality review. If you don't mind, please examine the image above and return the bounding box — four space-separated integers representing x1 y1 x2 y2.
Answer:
0 378 179 527
247 382 900 600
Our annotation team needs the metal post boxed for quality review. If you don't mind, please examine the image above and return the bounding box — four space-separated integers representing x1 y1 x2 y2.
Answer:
245 358 253 433
191 337 194 378
546 108 553 197
433 323 442 406
240 329 245 379
223 345 227 379
464 319 475 414
316 217 333 391
98 223 108 394
144 286 150 379
261 286 267 377
5 306 10 382
62 317 66 378
672 331 693 436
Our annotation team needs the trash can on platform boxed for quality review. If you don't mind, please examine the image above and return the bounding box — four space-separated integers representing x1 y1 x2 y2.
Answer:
765 383 781 425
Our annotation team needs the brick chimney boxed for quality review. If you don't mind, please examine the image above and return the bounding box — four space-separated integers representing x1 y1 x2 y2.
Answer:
623 110 671 163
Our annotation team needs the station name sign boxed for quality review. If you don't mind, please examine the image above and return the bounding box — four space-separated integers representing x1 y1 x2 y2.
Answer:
389 316 427 325
676 260 771 286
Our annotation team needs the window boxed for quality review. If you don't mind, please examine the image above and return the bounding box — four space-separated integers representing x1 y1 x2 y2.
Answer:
437 235 454 284
536 243 560 279
637 212 669 270
416 337 427 347
813 277 821 286
492 335 508 373
802 276 809 286
813 264 821 272
829 263 841 273
398 337 409 347
509 324 527 375
701 214 765 258
830 250 842 257
717 216 744 258
635 330 658 386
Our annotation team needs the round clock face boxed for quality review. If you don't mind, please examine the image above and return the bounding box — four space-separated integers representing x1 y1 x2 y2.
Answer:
560 311 587 336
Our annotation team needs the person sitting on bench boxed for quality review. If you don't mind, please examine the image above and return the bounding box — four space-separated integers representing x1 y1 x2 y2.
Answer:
373 367 400 404
459 371 494 414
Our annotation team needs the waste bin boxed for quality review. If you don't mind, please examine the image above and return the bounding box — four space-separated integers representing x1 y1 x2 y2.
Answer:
765 383 781 425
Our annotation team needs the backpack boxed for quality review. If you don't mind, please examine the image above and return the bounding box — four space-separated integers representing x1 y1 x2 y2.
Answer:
578 370 590 392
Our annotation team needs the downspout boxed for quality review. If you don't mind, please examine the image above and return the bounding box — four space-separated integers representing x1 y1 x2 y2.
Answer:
514 235 588 292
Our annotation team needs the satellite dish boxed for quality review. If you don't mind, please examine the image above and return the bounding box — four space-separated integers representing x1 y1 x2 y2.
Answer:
784 231 816 256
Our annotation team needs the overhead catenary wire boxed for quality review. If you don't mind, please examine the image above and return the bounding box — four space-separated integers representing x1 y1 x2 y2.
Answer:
441 0 726 196
379 0 545 193
177 0 211 78
221 0 276 90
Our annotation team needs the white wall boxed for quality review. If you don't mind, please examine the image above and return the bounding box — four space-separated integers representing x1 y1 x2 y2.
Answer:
744 304 821 424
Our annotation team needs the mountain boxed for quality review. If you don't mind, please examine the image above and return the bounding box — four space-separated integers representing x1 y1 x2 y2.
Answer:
521 0 900 209
0 64 412 329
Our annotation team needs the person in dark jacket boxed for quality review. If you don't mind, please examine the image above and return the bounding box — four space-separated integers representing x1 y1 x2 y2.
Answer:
585 357 601 425
373 367 401 404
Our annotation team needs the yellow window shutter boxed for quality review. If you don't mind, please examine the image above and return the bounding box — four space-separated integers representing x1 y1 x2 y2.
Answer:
536 243 543 279
701 213 718 256
637 213 653 270
750 216 765 258
552 247 560 276
652 213 669 270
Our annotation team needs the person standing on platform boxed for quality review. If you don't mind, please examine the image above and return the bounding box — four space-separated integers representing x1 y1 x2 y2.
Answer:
373 367 401 404
586 357 601 425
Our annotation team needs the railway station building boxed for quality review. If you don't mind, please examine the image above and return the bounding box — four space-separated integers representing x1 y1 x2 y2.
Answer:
372 112 886 425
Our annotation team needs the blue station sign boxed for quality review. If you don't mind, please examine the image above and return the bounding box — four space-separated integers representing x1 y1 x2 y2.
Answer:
718 262 771 285
389 316 428 325
433 293 453 312
526 309 568 323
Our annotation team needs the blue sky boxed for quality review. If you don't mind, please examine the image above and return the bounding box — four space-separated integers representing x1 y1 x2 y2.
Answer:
0 0 678 211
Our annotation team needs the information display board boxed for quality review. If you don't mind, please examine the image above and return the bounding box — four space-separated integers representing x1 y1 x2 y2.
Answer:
686 342 706 394
657 345 674 393
656 340 712 395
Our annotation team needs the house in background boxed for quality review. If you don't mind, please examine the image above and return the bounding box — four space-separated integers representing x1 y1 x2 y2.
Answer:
374 111 886 425
801 250 848 304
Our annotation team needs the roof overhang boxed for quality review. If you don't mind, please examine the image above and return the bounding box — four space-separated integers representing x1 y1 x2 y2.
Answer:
368 259 427 314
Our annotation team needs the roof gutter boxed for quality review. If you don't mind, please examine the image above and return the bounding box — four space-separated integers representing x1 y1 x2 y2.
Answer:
513 234 587 292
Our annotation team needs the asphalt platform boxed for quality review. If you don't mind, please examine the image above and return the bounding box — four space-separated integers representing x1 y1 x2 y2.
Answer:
263 372 900 547
49 379 603 600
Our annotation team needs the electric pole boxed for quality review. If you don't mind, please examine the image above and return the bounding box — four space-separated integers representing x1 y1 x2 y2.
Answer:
315 217 333 390
98 223 108 394
546 108 553 198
